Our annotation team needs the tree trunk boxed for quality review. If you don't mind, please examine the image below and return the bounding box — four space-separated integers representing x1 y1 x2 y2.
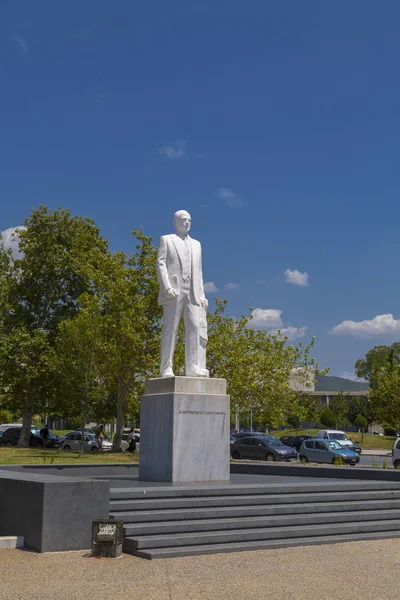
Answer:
18 386 35 447
112 384 126 452
79 401 87 458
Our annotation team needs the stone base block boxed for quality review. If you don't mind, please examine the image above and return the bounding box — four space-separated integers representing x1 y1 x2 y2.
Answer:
139 377 230 483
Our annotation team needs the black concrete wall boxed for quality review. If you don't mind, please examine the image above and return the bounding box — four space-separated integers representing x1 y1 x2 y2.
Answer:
0 470 109 552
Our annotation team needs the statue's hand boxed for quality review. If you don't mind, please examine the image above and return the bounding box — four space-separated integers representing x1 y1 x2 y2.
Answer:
200 297 208 309
165 288 178 299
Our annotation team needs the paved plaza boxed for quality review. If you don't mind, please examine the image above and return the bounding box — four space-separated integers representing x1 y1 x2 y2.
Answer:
1 538 399 600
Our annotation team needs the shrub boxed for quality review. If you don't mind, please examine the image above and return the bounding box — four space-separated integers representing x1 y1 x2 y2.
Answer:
319 407 336 428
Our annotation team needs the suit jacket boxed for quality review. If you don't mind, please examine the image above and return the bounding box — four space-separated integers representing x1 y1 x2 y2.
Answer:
156 234 205 306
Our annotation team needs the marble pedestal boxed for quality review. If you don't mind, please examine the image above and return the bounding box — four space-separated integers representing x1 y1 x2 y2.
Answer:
139 377 230 483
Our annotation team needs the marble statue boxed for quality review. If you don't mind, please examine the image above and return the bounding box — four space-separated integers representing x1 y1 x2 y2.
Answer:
156 210 209 378
198 305 208 371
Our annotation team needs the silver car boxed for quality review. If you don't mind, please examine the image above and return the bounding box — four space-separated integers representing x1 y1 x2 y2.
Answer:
60 432 98 452
299 439 360 465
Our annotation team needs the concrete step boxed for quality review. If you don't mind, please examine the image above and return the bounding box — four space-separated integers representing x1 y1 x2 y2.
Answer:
110 489 400 511
122 509 400 536
110 480 400 500
128 519 400 550
111 497 400 523
126 530 400 559
0 536 24 549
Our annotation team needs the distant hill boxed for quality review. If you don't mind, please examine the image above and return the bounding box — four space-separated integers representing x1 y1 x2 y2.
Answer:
315 374 368 392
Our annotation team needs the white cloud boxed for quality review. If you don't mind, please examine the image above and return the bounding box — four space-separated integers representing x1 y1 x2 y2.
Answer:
12 34 28 57
159 140 187 159
284 268 309 287
226 282 239 290
274 326 308 340
217 188 243 208
0 226 26 258
256 279 265 285
339 372 366 382
249 308 307 339
250 309 283 329
204 281 219 293
330 314 400 338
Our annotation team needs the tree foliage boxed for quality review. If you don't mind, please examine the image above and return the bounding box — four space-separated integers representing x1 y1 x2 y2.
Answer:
355 343 400 383
286 392 320 433
319 407 337 428
346 395 372 426
369 362 400 431
329 391 349 429
75 229 162 451
0 206 108 445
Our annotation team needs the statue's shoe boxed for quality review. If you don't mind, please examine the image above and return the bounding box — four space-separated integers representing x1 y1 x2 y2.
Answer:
161 369 174 378
186 368 209 378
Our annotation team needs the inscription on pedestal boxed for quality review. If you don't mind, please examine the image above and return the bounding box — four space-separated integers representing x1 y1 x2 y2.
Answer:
139 377 230 483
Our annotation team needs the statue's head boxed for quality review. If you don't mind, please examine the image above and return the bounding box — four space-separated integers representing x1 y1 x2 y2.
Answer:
173 210 191 235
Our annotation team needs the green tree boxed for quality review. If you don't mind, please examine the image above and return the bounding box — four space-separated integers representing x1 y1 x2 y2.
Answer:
81 229 162 452
0 206 108 446
346 395 372 427
355 343 400 383
319 407 336 428
186 299 326 430
354 414 368 442
286 392 320 433
329 391 349 429
54 299 106 456
369 362 400 431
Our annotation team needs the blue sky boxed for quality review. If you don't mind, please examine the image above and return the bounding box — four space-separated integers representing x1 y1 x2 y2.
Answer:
2 0 400 378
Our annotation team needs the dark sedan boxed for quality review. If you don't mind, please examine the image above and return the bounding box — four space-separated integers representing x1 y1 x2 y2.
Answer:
233 431 271 440
0 427 60 448
231 434 297 462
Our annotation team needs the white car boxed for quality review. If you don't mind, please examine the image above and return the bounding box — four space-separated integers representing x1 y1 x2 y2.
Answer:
61 432 99 452
60 432 129 452
392 438 400 468
317 429 354 449
101 439 129 452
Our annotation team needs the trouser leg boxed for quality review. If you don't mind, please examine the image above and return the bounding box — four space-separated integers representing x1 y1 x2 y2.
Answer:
183 297 200 374
198 339 207 370
160 298 183 375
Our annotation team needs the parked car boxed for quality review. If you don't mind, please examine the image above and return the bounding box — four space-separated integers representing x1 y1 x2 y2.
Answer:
0 424 45 438
73 427 97 435
0 423 42 438
101 438 129 452
60 432 129 452
233 432 271 440
279 434 314 452
231 435 297 462
392 438 400 468
0 427 60 448
317 429 361 454
60 432 99 452
299 439 360 465
0 423 24 433
58 428 99 444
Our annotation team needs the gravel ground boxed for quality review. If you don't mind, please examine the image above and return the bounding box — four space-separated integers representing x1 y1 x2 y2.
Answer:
1 539 400 600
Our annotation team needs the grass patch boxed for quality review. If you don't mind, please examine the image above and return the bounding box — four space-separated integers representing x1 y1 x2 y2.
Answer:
274 428 395 451
0 447 139 465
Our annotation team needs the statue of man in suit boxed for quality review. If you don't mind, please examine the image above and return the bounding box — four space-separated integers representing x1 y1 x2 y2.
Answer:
156 210 209 378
